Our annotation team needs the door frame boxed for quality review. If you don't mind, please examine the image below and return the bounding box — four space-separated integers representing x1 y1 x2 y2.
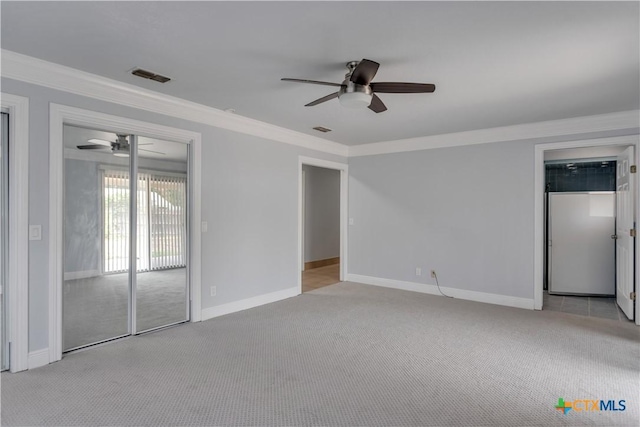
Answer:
48 104 202 363
534 134 640 325
301 168 306 272
298 156 348 292
1 93 29 372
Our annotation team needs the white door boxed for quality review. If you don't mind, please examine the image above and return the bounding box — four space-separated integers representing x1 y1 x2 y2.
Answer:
616 146 635 320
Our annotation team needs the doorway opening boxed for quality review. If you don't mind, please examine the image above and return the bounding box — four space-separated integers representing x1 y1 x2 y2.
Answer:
301 165 341 292
49 105 202 363
534 136 639 325
298 157 348 295
544 152 626 321
0 94 29 372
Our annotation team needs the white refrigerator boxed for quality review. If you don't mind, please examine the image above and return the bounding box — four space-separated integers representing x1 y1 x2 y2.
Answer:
548 192 616 296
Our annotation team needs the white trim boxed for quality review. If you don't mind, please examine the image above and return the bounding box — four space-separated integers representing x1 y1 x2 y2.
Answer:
200 286 299 321
49 104 203 363
533 134 640 326
1 93 29 373
49 105 63 362
349 110 640 157
63 270 100 281
190 131 202 322
2 49 348 157
298 156 349 294
27 348 49 370
301 169 306 272
347 274 535 310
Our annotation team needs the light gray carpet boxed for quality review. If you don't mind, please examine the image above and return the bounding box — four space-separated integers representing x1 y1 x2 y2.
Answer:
63 268 187 351
2 282 639 426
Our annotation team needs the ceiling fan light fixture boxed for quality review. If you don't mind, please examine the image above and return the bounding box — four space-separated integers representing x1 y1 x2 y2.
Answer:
282 58 435 113
339 91 372 109
112 142 130 157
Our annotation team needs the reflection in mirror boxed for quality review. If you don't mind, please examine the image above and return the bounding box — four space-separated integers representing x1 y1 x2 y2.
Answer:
62 125 189 349
63 125 130 351
136 137 188 332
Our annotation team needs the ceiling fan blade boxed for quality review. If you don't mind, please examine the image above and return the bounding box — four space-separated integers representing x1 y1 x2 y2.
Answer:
77 144 107 150
305 92 339 107
350 59 380 85
139 148 166 155
368 94 388 113
281 78 342 87
370 82 436 93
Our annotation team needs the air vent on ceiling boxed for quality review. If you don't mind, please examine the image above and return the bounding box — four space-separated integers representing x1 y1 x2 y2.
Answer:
312 126 332 133
131 68 171 83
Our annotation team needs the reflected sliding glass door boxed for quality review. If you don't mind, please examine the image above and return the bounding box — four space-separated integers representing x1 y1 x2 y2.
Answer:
62 125 189 352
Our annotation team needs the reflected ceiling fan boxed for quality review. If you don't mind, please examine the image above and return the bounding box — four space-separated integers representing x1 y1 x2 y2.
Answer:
281 59 436 113
77 134 165 157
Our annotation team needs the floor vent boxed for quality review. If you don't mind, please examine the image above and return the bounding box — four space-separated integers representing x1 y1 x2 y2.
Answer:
131 68 171 83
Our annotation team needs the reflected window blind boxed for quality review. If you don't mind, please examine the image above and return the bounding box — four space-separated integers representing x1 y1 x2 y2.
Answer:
103 170 186 273
103 170 130 273
148 174 186 270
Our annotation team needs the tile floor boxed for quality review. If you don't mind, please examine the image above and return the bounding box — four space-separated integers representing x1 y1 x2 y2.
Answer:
302 263 340 293
300 269 634 323
543 291 632 322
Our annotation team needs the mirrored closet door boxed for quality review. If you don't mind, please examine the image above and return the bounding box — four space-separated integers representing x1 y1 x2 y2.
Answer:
135 137 189 333
63 125 189 352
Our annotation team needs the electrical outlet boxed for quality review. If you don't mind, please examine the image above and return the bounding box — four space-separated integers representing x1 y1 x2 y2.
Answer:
210 286 216 297
430 270 436 278
415 268 422 276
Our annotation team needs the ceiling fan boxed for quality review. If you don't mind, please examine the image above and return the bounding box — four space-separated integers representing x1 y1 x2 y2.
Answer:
282 59 436 113
76 134 165 157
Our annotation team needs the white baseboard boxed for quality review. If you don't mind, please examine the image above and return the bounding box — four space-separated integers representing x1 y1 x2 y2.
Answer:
346 274 534 310
200 286 300 321
64 269 100 281
28 348 50 370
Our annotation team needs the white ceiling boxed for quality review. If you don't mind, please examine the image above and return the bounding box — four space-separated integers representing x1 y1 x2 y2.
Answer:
2 1 638 146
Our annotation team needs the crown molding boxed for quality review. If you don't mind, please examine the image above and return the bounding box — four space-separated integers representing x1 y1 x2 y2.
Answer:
1 49 349 157
3 50 638 159
348 110 640 157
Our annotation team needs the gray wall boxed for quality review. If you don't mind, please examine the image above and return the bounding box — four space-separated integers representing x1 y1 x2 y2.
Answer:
347 128 638 300
2 77 346 352
303 165 340 263
349 140 547 300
